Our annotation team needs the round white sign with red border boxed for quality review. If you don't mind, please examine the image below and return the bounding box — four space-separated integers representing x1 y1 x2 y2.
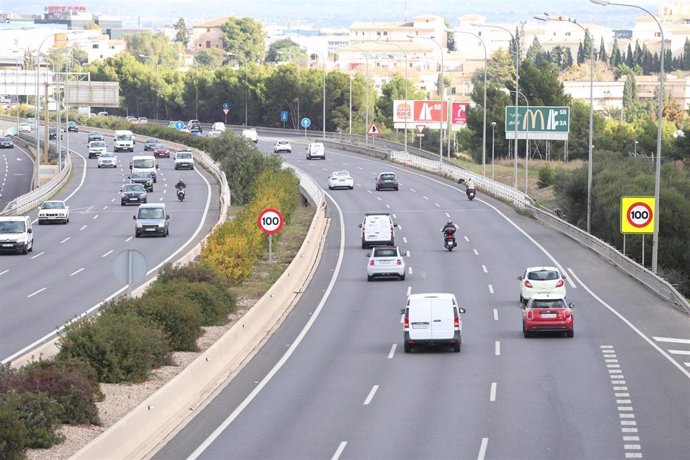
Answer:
620 196 655 234
258 208 284 235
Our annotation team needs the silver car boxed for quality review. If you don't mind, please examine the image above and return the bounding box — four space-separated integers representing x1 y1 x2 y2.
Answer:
366 245 406 281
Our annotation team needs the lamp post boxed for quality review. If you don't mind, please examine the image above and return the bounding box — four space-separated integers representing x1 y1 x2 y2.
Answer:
536 14 595 233
591 0 664 273
227 53 248 126
408 34 444 163
379 40 409 153
349 45 370 145
491 121 496 181
472 22 520 189
453 30 488 176
310 51 327 140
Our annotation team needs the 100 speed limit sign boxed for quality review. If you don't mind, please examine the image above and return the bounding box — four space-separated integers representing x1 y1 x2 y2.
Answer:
258 208 284 235
620 196 655 234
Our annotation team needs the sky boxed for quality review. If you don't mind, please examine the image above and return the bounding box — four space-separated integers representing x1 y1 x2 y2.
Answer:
4 0 660 29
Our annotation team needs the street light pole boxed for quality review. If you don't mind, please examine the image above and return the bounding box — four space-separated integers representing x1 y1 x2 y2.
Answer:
454 30 488 176
409 35 444 163
473 23 520 189
536 14 594 232
380 40 409 153
591 0 664 272
491 121 496 181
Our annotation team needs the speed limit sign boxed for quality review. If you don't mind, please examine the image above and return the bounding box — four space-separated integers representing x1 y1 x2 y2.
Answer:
620 196 655 234
258 208 284 235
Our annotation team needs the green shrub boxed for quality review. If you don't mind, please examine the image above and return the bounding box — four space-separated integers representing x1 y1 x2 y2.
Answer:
0 396 28 459
3 391 64 449
113 295 204 352
145 280 236 326
21 359 102 425
156 261 226 285
57 310 171 383
537 165 555 189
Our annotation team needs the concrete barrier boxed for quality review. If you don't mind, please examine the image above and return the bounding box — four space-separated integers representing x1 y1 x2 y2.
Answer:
73 180 328 459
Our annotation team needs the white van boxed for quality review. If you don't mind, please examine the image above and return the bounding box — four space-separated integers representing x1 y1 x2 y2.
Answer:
0 216 34 254
402 293 466 353
306 142 325 160
130 155 159 182
359 213 396 249
211 122 226 132
114 130 135 152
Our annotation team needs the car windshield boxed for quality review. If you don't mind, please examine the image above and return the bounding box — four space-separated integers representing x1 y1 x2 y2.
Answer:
1 137 10 141
155 144 168 149
333 171 349 177
90 142 106 148
132 172 151 179
530 299 567 309
124 184 144 192
0 221 25 233
177 152 192 159
374 248 397 257
528 270 560 281
132 159 155 168
380 174 396 180
138 208 165 219
41 202 64 209
100 153 113 158
146 139 157 144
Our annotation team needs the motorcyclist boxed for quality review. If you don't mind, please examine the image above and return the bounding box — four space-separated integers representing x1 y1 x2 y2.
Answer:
175 179 186 191
465 177 476 197
441 220 457 236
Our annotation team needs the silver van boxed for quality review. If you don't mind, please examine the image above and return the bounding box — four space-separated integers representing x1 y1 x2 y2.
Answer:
134 203 169 237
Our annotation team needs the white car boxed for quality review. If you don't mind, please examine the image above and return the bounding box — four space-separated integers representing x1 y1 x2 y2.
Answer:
273 140 292 153
88 141 107 159
38 200 70 224
18 122 31 133
328 170 354 190
241 128 258 143
519 266 567 305
212 122 226 132
174 151 195 170
97 152 117 168
366 246 405 281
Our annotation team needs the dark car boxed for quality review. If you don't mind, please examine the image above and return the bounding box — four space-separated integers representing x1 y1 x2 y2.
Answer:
153 143 171 158
144 138 158 151
0 136 13 148
375 172 399 191
120 183 147 206
88 131 105 143
188 119 202 133
48 126 58 140
129 171 154 192
67 121 79 132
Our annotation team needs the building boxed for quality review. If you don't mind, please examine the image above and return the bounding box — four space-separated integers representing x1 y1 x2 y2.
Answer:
191 17 227 51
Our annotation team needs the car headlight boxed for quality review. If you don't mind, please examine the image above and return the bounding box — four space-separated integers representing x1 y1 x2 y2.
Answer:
136 222 143 228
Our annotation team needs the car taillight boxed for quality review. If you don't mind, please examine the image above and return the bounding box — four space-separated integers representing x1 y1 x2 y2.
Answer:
404 315 409 329
396 259 402 265
524 280 533 288
369 260 375 266
526 311 534 320
454 314 460 328
556 279 564 288
563 310 572 320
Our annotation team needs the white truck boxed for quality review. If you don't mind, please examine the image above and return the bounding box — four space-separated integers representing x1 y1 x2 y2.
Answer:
114 130 135 152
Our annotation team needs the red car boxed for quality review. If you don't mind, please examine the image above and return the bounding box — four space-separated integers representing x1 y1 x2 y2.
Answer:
522 293 574 338
153 144 171 158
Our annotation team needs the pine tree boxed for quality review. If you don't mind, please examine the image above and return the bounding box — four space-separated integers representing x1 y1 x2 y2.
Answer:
625 43 634 68
577 42 585 65
599 37 608 63
622 73 637 108
564 47 574 68
633 40 643 68
526 37 543 63
610 39 621 67
683 38 690 71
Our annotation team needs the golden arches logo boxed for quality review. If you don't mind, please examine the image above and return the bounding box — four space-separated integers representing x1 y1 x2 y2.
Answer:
522 109 545 131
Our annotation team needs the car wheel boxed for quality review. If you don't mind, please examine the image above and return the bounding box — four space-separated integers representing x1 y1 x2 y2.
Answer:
520 294 525 305
404 343 412 353
367 275 373 281
361 242 367 249
453 341 461 352
98 164 101 168
121 202 125 206
399 273 406 281
135 232 140 238
328 186 333 190
566 330 574 338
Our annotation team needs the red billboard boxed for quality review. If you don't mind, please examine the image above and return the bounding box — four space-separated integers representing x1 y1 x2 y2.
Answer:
394 100 469 130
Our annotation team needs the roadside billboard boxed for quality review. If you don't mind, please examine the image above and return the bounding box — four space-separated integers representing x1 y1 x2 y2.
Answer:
504 106 570 141
393 100 469 130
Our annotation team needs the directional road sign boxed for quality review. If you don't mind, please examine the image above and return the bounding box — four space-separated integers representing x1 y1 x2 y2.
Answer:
281 111 288 122
367 121 381 136
300 117 311 129
175 120 185 131
504 106 570 141
620 196 655 234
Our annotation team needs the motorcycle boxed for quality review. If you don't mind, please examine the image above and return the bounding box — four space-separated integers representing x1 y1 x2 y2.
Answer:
444 232 457 251
176 187 186 202
466 188 476 201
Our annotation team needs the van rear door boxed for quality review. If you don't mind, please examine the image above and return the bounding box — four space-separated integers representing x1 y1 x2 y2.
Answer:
408 298 433 341
430 299 455 340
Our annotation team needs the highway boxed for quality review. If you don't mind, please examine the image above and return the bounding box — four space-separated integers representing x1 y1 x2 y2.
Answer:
155 136 690 460
0 129 221 362
0 121 33 211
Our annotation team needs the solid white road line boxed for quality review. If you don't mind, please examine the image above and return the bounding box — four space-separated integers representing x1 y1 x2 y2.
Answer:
363 385 379 405
27 288 46 298
489 382 497 402
387 344 397 359
668 349 690 355
70 268 85 277
495 341 501 356
477 438 489 460
331 441 347 460
493 309 498 321
652 337 690 345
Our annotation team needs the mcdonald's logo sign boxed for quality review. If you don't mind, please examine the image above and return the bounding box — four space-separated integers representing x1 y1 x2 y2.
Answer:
504 106 570 141
522 109 545 131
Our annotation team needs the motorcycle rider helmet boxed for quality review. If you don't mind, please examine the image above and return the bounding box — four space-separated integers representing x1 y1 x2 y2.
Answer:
447 220 453 226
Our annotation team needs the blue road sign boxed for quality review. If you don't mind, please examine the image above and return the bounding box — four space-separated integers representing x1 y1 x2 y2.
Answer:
281 111 288 122
300 117 311 129
175 120 185 131
223 102 230 110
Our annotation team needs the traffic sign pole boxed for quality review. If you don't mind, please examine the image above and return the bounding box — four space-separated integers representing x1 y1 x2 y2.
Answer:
258 208 284 263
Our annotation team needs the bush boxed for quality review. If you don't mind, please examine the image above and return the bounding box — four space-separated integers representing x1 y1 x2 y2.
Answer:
113 295 204 352
21 359 102 425
145 280 236 326
58 310 171 383
0 396 28 459
3 391 63 449
537 165 555 189
156 261 225 285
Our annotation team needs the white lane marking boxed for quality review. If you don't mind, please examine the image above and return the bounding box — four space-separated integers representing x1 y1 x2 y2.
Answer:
60 237 70 244
445 212 450 218
410 188 416 192
406 286 412 296
618 406 634 411
622 428 638 433
564 267 577 288
625 453 643 458
482 265 488 273
386 204 390 209
332 441 347 460
126 236 133 242
31 252 45 259
400 314 404 324
477 438 489 460
464 236 470 242
187 189 346 460
408 267 413 275
668 349 690 356
601 345 614 349
80 225 87 231
422 195 429 200
607 364 621 368
0 269 8 276
367 189 372 194
473 249 479 256
623 445 641 450
653 337 690 344
493 309 498 321
103 205 108 210
70 268 85 277
27 287 47 298
363 385 379 405
569 269 690 380
489 382 497 402
685 362 690 367
387 344 397 359
614 387 629 391
619 413 635 419
397 224 403 230
495 341 501 356
488 284 494 294
376 196 382 201
101 250 113 258
617 399 632 404
434 202 440 207
403 237 408 243
616 393 631 398
92 214 99 220
392 213 397 219
605 359 619 363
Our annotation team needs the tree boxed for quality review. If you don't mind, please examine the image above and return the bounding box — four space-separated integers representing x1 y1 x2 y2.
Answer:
124 30 182 70
563 47 574 69
445 20 456 52
194 49 226 69
265 38 307 63
598 37 608 63
525 37 543 63
683 38 690 71
610 39 622 67
174 18 190 48
622 72 638 108
484 49 515 87
221 17 267 63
